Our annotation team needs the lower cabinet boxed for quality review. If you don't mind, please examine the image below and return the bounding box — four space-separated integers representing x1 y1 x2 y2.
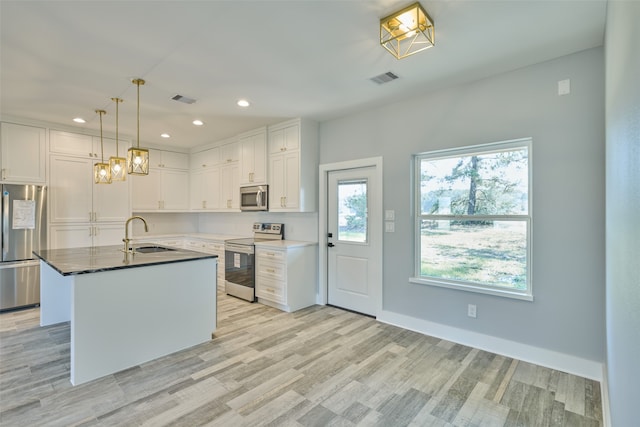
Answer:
49 223 125 249
255 243 317 312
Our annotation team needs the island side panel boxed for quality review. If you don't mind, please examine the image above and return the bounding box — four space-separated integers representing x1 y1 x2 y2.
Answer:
39 261 72 326
70 258 217 385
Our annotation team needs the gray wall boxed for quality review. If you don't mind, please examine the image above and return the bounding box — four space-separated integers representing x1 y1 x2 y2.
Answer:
605 2 640 425
319 47 605 362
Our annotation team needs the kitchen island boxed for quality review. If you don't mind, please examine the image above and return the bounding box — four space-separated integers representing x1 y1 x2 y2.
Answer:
34 245 217 385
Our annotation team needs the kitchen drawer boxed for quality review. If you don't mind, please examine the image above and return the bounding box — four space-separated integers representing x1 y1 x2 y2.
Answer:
204 242 225 253
256 276 285 304
185 240 206 252
256 260 286 281
256 248 285 263
157 239 184 249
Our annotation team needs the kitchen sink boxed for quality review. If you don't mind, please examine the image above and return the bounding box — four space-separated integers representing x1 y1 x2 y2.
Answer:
133 245 177 253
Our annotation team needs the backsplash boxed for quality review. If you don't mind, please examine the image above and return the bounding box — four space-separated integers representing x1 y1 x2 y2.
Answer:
130 211 318 242
198 212 318 242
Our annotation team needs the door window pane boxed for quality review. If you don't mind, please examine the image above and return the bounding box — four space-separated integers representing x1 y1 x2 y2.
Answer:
338 179 367 242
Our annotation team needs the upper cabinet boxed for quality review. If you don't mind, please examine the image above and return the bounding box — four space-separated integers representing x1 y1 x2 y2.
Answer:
50 130 127 160
0 122 46 184
239 127 267 185
190 146 220 170
268 119 318 212
148 149 189 170
131 149 189 211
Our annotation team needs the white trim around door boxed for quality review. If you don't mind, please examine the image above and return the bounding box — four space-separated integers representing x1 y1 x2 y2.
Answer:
318 157 383 318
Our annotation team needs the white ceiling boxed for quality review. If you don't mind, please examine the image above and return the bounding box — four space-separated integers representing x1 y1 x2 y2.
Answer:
0 0 607 150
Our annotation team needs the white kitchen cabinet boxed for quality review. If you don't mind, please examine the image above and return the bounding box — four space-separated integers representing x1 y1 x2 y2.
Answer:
268 123 300 154
49 154 130 224
220 162 239 210
190 146 220 170
255 243 318 312
50 130 126 160
239 127 267 185
220 140 239 163
0 122 47 184
149 149 189 170
131 168 189 211
267 118 318 212
131 148 189 211
49 222 125 249
190 167 220 210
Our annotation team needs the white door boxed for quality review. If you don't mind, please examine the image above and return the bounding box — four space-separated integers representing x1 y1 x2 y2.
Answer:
327 166 380 316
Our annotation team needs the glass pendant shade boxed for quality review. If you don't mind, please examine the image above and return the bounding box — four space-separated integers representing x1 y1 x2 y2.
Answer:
127 147 149 175
109 156 127 181
93 109 111 184
128 78 150 176
380 2 434 59
109 97 126 181
94 162 111 184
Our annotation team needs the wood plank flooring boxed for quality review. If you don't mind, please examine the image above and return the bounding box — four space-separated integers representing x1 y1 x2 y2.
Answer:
0 293 602 426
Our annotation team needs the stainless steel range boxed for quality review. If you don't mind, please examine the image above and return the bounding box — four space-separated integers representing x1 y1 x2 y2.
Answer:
224 223 284 302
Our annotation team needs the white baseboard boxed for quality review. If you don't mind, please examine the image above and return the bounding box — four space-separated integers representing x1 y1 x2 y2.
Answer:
378 309 603 381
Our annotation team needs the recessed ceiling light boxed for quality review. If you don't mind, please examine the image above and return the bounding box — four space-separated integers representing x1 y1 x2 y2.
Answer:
160 133 171 138
192 120 204 126
73 117 86 123
237 99 250 107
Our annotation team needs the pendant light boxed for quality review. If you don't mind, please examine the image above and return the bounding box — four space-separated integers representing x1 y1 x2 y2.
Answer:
127 78 150 175
109 97 127 181
93 109 111 184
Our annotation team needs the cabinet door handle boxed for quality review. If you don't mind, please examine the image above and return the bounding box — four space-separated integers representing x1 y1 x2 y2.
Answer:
89 212 93 222
1 169 5 180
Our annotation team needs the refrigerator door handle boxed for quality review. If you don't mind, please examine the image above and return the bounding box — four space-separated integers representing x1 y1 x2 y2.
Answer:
2 190 8 261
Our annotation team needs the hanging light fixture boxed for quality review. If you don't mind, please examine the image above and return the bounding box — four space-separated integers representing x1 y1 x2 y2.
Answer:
127 78 150 175
380 2 435 60
93 109 111 184
109 97 127 181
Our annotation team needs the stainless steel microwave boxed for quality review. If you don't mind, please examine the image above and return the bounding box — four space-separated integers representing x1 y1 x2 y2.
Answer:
240 185 268 211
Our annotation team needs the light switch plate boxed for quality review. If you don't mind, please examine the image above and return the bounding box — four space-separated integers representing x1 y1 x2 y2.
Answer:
385 210 395 221
385 221 395 233
558 79 570 95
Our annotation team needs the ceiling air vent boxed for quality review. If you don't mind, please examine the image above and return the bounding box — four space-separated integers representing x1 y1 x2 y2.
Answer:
370 71 399 85
171 94 197 104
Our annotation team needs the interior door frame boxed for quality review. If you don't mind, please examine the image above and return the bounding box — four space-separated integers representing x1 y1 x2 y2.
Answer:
318 156 383 317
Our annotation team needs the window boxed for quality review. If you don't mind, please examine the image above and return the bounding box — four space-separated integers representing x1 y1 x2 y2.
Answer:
411 139 532 300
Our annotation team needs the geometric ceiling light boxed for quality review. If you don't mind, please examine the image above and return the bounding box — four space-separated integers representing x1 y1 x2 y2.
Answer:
127 78 150 175
109 97 127 181
93 109 111 184
380 2 435 60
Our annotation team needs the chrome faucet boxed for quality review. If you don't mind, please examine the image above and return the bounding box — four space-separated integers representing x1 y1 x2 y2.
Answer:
123 215 149 253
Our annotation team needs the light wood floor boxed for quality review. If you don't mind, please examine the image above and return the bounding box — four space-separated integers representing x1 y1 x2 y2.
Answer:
0 293 602 426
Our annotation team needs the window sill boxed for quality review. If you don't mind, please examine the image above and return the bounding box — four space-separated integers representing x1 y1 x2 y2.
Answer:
409 277 534 301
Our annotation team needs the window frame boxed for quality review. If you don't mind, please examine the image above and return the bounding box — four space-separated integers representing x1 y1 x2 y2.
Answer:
410 138 533 301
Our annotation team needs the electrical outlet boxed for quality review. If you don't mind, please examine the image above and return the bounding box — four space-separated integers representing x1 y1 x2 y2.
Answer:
467 304 477 318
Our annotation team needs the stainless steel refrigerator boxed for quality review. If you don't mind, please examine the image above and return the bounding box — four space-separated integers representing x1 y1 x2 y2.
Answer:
0 184 47 311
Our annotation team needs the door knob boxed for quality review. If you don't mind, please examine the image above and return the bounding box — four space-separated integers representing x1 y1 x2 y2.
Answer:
328 242 335 247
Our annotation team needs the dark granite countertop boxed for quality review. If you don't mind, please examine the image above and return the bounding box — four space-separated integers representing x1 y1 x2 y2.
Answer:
33 245 217 276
